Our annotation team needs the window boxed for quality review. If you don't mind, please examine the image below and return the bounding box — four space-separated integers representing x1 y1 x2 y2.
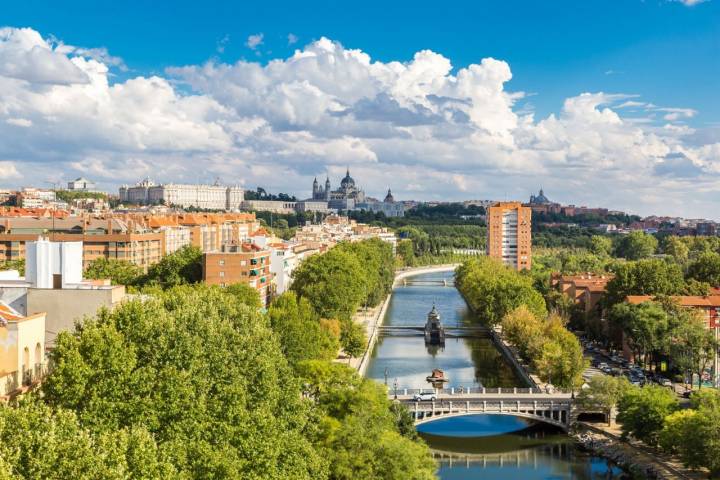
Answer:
219 271 225 278
219 259 225 266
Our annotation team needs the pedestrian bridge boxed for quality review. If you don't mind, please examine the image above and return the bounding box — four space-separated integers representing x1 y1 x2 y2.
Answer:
391 388 573 431
400 279 455 287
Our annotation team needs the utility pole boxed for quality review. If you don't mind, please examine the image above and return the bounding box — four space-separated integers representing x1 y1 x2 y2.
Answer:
44 180 59 240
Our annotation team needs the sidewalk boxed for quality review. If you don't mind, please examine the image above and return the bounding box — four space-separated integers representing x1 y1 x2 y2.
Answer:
334 297 388 371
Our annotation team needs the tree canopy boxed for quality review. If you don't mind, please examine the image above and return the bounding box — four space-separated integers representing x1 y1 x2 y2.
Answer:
456 257 547 326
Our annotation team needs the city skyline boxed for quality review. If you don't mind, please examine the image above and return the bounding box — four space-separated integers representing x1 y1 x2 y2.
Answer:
0 1 719 219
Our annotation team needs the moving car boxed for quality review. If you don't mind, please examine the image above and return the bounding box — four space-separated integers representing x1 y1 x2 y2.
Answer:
413 392 438 402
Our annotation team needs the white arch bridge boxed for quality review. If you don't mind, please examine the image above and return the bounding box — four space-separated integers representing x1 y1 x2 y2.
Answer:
392 389 574 431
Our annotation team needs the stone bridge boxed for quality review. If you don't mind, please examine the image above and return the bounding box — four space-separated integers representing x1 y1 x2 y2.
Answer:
392 388 573 430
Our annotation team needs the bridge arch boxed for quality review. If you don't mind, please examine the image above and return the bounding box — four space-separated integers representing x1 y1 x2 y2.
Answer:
413 411 569 431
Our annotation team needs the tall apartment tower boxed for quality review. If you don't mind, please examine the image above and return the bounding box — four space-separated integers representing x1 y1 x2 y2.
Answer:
486 202 532 271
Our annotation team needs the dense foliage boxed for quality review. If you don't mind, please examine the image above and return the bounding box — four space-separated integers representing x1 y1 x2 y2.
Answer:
575 376 631 424
84 258 144 286
54 190 108 203
617 385 678 445
456 257 547 326
660 390 720 476
1 282 435 479
291 238 394 321
83 245 204 290
501 307 587 389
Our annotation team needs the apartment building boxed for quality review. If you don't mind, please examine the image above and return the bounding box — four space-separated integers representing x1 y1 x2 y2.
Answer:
0 217 163 269
202 243 272 306
486 202 532 271
553 273 614 315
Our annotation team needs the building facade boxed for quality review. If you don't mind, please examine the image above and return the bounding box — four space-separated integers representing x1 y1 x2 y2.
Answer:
119 179 244 210
67 177 96 192
311 169 366 210
202 243 272 305
486 202 532 271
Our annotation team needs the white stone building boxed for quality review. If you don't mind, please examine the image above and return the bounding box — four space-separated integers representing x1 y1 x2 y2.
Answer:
119 179 244 210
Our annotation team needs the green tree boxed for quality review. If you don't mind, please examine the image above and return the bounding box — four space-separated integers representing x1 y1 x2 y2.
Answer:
292 248 366 321
608 302 669 367
0 400 177 479
535 318 587 390
576 375 631 424
224 282 262 309
617 385 678 445
604 259 685 306
660 391 720 476
41 286 328 478
141 245 203 288
268 292 340 368
590 235 613 257
661 236 690 263
296 361 436 480
340 320 367 360
397 239 416 267
613 231 658 260
670 310 718 390
84 258 143 286
0 258 25 275
456 257 547 326
687 251 720 287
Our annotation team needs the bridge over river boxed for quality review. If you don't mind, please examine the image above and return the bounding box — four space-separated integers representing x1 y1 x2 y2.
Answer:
391 389 573 430
365 268 623 479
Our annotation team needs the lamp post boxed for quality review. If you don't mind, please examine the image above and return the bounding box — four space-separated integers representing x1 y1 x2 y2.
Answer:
393 378 398 400
384 367 388 387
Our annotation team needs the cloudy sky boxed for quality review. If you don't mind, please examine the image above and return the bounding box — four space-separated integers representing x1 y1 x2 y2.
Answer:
1 0 719 218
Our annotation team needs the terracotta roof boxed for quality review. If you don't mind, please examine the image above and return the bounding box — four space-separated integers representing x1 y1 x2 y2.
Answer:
0 302 25 324
627 295 720 307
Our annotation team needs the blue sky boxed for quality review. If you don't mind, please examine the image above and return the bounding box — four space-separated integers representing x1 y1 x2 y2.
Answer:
6 0 718 123
0 0 719 218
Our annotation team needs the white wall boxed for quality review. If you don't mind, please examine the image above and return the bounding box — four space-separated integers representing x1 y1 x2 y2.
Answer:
26 239 83 289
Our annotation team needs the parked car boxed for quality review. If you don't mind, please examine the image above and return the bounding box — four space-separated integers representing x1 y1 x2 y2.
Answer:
598 362 609 370
413 392 438 402
657 377 673 388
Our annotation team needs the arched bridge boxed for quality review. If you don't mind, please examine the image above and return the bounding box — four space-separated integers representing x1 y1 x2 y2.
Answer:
392 388 573 431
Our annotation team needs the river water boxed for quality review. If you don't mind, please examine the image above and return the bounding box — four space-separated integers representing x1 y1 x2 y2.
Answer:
365 270 627 479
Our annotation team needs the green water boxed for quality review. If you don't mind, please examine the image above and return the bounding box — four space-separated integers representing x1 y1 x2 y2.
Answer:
366 270 627 479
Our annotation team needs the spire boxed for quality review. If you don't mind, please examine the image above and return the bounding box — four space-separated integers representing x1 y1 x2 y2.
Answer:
346 166 350 177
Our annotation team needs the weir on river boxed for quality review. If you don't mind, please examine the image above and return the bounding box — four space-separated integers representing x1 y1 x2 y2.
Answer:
364 269 627 480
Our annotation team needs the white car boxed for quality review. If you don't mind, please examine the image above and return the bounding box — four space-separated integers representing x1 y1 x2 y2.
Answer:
413 392 438 402
659 377 673 388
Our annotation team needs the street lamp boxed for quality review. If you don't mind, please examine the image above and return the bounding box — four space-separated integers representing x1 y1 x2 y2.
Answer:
393 378 398 400
384 367 388 387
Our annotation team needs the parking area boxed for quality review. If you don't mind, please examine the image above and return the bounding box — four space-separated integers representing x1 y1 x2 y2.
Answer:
580 339 691 398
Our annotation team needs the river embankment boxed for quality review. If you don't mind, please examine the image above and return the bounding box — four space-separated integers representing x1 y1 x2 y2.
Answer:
352 264 460 376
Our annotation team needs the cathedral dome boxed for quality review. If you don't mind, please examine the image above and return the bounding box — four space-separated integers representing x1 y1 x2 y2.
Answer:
384 188 394 203
340 168 355 188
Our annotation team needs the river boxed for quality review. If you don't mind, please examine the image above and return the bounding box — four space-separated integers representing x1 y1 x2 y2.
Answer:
365 269 627 479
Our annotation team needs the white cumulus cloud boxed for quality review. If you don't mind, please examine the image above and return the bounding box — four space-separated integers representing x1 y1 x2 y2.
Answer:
0 27 718 219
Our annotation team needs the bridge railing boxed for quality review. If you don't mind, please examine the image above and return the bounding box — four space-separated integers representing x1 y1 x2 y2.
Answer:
391 386 547 396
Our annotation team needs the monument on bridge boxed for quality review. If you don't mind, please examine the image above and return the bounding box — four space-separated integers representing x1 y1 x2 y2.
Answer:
424 304 446 346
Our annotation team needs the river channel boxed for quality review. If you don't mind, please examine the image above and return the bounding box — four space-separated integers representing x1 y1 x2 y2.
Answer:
365 269 627 479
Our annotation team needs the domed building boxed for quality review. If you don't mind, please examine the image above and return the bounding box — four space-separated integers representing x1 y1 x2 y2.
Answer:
529 188 551 205
311 168 366 210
